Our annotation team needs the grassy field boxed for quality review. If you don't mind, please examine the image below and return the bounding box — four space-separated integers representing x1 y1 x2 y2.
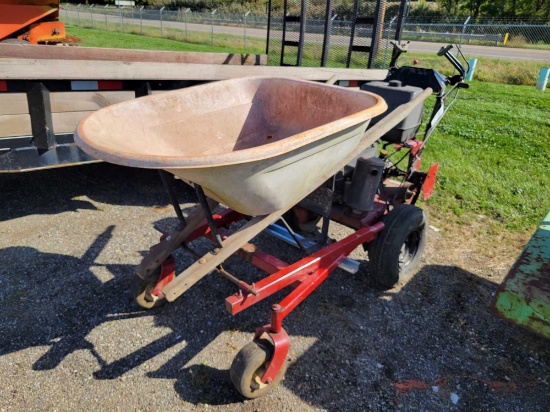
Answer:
68 25 550 232
68 24 549 87
420 82 549 231
66 24 265 54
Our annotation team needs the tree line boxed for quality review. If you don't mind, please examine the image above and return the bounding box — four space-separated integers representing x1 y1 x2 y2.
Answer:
86 0 550 22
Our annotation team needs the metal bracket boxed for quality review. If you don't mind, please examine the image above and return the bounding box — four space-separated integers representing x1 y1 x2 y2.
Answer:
26 82 55 153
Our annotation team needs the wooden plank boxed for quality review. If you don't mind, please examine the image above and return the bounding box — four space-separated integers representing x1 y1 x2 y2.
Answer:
52 111 94 133
0 93 28 115
0 113 30 137
0 44 267 66
0 58 388 82
162 209 287 302
0 91 135 116
0 110 93 137
50 91 135 112
493 210 550 339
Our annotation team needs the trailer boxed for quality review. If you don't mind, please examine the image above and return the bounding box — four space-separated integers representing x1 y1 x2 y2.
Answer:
0 43 387 172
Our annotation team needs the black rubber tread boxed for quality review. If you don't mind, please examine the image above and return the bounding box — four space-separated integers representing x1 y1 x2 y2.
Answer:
1 39 30 44
131 269 167 310
368 204 427 288
230 339 288 399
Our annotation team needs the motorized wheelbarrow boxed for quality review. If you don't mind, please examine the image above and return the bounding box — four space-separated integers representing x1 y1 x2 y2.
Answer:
75 75 442 398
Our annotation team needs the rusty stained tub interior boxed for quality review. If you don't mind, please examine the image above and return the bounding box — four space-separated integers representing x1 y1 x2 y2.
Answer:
75 77 387 215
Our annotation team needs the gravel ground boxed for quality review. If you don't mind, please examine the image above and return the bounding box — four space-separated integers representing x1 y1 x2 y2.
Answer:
1 163 548 411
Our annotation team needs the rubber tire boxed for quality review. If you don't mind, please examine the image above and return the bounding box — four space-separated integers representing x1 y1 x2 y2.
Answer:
368 204 427 288
131 268 167 309
283 207 322 235
230 339 288 399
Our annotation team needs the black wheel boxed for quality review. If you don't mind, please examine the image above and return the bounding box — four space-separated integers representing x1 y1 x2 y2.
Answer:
368 204 427 288
230 339 288 399
283 206 321 235
131 268 167 309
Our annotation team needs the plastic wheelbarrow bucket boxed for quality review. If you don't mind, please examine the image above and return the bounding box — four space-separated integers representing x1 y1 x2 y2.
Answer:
75 77 387 216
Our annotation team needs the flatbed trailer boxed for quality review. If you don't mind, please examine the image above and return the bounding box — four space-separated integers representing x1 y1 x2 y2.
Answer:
0 43 387 172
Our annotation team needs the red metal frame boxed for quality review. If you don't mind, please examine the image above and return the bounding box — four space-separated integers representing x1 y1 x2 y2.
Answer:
225 220 384 384
147 205 385 384
253 325 290 384
422 162 439 201
225 222 383 315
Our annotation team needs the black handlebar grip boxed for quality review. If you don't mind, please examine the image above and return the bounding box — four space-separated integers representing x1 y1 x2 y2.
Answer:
437 45 453 56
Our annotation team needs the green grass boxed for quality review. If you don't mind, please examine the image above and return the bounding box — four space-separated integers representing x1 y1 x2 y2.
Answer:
396 52 548 87
66 25 550 231
420 81 550 231
69 23 547 86
66 24 264 54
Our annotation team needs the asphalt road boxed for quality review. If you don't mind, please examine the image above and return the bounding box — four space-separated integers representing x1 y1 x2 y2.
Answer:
66 11 550 63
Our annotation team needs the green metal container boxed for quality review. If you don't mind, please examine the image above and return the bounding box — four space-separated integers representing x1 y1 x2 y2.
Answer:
493 211 550 338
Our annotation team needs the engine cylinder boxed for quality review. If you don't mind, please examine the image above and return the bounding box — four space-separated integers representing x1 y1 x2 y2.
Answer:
344 156 385 212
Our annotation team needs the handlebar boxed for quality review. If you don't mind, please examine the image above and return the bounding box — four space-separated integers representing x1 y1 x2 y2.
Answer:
437 45 468 83
437 45 453 57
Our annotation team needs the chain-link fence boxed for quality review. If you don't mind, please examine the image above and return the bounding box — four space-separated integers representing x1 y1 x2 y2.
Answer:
61 3 267 51
403 18 550 47
61 3 550 65
267 0 401 69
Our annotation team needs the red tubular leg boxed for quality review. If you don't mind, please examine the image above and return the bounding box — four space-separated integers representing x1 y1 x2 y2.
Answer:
151 255 176 298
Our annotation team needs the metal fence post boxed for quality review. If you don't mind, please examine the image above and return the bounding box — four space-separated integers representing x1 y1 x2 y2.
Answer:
536 68 549 91
211 9 217 46
384 16 397 67
89 4 94 28
77 4 81 26
120 6 124 33
160 7 165 36
139 6 144 34
459 16 471 51
321 13 337 67
184 8 190 42
465 58 477 81
65 6 69 24
104 5 109 30
244 11 250 51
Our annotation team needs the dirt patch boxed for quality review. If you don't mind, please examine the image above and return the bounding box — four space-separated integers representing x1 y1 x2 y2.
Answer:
422 206 532 282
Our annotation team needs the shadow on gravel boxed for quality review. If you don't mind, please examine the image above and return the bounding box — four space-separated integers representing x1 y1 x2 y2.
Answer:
3 218 549 411
1 162 195 222
275 264 550 411
0 225 143 367
1 166 548 409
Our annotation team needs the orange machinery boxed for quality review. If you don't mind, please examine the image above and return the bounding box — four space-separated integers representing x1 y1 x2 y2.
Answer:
0 0 73 44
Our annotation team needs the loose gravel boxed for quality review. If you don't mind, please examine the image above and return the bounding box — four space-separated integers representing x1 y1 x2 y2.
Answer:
1 163 548 411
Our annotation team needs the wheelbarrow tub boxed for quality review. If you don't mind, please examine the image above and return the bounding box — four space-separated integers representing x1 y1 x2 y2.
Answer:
75 77 387 215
